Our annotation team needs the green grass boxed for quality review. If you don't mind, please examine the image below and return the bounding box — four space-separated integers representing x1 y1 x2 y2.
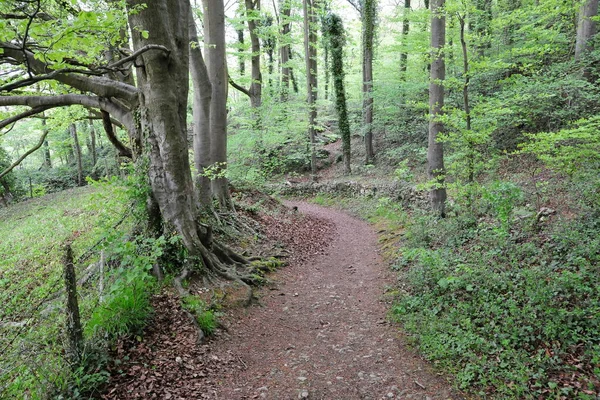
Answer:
182 295 218 336
0 184 134 398
0 185 131 321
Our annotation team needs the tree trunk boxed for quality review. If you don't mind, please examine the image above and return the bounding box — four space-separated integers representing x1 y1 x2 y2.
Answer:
127 0 204 257
289 49 299 93
262 16 276 95
203 0 232 207
399 0 411 80
237 29 246 76
427 0 447 217
324 44 330 100
459 15 474 183
127 1 250 281
42 118 52 168
362 0 376 165
245 0 263 108
189 17 213 207
326 13 351 174
88 119 97 167
280 0 292 101
474 0 493 56
575 0 599 59
303 0 318 178
70 123 84 186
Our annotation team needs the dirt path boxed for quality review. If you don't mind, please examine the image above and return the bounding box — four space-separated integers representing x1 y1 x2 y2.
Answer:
211 202 461 400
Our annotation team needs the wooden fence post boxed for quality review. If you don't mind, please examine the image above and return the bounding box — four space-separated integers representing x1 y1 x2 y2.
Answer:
63 243 83 368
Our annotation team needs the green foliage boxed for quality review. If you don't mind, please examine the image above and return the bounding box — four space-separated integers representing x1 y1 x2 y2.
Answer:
481 180 523 235
227 97 313 187
0 147 18 198
182 296 218 336
392 205 600 398
86 264 155 338
519 116 600 176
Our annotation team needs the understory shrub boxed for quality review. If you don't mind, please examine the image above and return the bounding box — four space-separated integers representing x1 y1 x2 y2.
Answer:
393 209 600 398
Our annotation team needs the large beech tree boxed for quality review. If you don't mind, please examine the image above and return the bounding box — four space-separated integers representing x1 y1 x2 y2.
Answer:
427 0 447 217
0 0 254 282
303 0 318 178
348 0 376 164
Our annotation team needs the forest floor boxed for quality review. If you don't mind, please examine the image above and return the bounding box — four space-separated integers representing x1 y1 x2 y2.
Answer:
102 201 462 400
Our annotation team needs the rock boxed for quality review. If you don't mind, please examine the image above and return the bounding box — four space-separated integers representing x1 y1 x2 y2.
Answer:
387 393 394 398
298 389 309 399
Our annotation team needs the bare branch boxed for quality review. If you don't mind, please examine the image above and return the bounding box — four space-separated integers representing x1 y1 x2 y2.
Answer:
228 76 251 97
346 0 362 13
0 128 49 180
0 106 50 131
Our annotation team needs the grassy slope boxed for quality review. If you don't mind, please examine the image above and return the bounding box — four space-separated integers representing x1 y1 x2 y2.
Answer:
0 184 131 398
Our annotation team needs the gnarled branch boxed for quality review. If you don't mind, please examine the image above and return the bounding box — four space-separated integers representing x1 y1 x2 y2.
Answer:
101 111 132 158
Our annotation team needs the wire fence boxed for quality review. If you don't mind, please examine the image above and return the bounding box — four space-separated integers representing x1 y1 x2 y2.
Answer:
0 207 132 398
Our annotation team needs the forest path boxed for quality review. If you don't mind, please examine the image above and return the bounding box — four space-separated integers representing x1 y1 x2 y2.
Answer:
211 201 461 400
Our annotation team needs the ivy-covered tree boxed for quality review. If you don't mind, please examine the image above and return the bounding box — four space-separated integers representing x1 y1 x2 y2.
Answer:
323 12 351 174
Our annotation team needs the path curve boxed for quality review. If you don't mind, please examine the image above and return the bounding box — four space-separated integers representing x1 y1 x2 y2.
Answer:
212 202 461 400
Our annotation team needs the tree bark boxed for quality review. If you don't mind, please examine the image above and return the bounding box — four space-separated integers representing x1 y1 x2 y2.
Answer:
70 123 84 187
101 111 133 158
237 29 246 76
399 0 411 80
0 0 255 282
362 0 376 164
325 13 352 174
575 0 599 59
42 118 52 168
63 244 83 369
203 0 232 207
127 0 203 255
189 17 213 207
303 0 318 178
289 49 299 93
459 14 474 183
88 118 97 166
280 0 292 101
427 0 447 217
263 16 276 94
245 0 263 108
